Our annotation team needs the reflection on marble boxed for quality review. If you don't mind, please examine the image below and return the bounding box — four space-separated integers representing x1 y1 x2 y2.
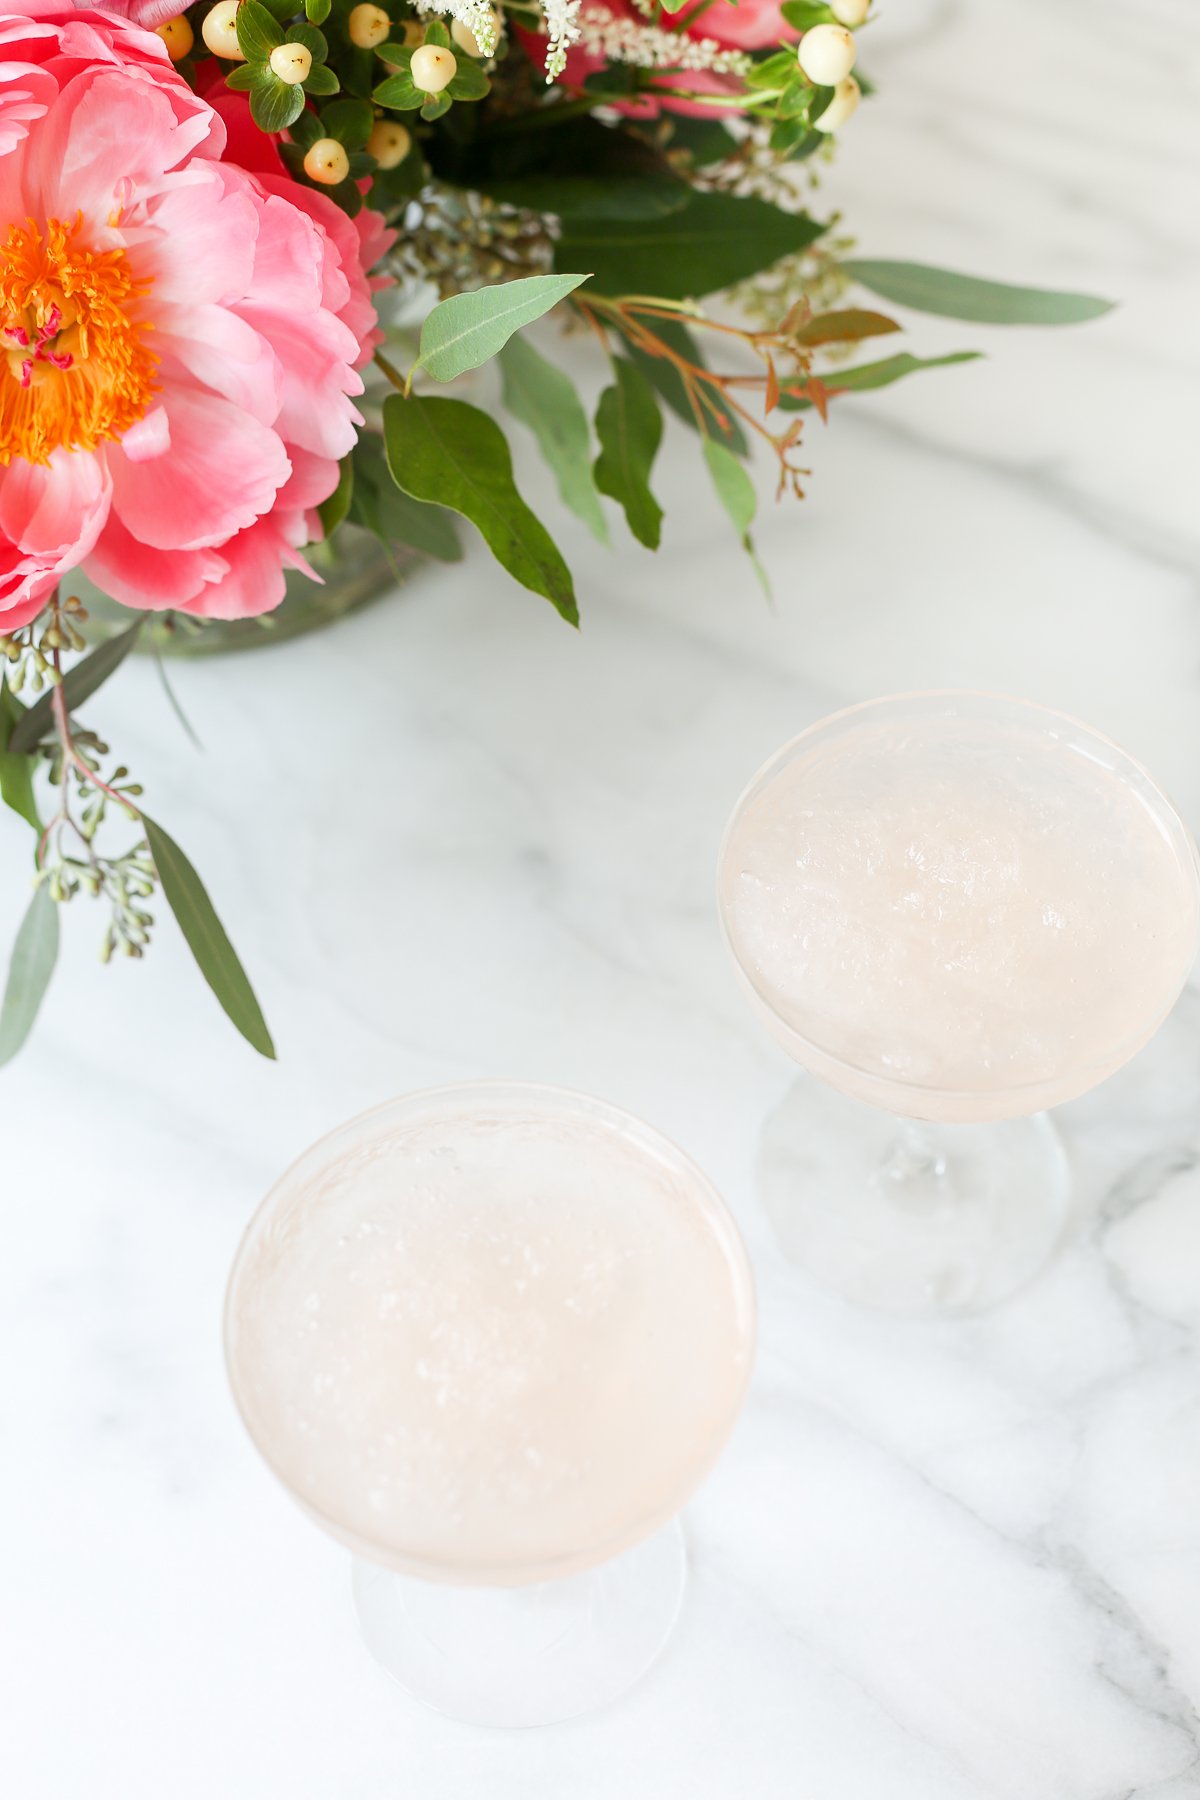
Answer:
3 1 1200 1794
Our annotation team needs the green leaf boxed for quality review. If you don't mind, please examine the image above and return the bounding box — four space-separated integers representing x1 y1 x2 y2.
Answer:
287 107 323 148
224 63 259 91
556 190 825 299
499 335 609 545
777 349 983 409
477 172 688 223
0 884 59 1068
416 273 589 383
419 91 452 122
9 620 142 755
350 437 463 562
302 62 339 93
781 0 834 24
843 259 1116 325
250 72 306 132
318 456 354 537
0 681 39 831
446 57 490 101
622 316 747 457
663 116 738 168
593 359 663 551
423 18 450 46
318 95 374 146
383 395 577 621
792 308 901 347
306 0 331 23
236 0 284 59
373 72 424 109
703 438 768 596
143 815 276 1060
286 20 327 58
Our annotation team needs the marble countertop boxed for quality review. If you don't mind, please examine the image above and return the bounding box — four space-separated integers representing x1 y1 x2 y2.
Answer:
5 0 1200 1793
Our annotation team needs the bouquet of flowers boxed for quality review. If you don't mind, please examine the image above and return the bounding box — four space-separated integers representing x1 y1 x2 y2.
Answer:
0 0 1109 1063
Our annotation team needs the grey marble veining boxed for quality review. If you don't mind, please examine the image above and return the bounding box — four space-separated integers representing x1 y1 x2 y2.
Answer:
3 1 1200 1794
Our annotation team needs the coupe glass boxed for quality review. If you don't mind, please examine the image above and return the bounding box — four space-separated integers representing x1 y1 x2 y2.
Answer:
718 693 1200 1315
225 1082 756 1726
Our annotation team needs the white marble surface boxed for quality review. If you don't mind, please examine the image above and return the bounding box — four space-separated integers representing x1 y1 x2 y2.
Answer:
5 0 1200 1793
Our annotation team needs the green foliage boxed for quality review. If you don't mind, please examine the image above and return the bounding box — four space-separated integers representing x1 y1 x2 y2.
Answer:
350 437 464 563
383 395 577 621
499 335 609 545
622 316 747 457
556 191 825 299
0 884 59 1070
250 72 306 132
318 456 354 538
143 816 276 1060
318 96 374 146
593 360 663 551
415 274 589 383
235 0 283 60
776 350 984 409
9 621 142 755
703 439 768 596
0 681 39 832
843 260 1115 325
780 0 835 23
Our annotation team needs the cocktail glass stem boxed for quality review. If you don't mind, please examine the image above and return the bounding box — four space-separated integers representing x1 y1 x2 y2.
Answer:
757 1079 1071 1316
351 1518 687 1728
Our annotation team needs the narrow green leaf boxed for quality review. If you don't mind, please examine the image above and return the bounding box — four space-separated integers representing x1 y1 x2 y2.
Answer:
235 0 284 58
843 259 1116 326
9 619 142 755
703 438 768 596
0 682 39 831
0 884 59 1068
499 335 609 545
556 189 825 299
792 308 901 347
416 273 589 384
593 359 663 550
383 395 577 621
143 815 276 1059
776 350 983 409
480 172 688 223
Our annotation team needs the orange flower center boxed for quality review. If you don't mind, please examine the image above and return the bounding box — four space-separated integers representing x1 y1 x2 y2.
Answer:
1 215 157 468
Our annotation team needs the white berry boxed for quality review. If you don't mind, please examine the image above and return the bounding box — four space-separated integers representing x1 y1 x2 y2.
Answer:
201 1 245 60
814 74 860 131
410 42 456 92
269 42 312 83
798 23 857 86
304 137 350 183
348 4 390 48
367 119 412 168
831 0 870 25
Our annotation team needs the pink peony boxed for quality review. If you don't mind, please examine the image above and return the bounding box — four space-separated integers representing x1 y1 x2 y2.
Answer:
1 1 392 628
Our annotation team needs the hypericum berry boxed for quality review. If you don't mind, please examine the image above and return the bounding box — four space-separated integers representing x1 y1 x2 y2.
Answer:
201 0 245 60
451 7 499 56
831 0 870 24
269 42 313 83
797 23 856 86
303 137 350 183
814 74 860 131
155 14 194 60
366 119 412 168
410 42 456 92
348 3 390 48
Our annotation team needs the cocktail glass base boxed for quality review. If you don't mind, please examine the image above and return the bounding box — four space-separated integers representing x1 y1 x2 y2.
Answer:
351 1518 687 1728
758 1079 1071 1316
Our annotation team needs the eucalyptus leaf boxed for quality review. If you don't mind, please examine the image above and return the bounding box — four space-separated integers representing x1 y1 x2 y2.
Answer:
776 349 983 408
0 682 39 832
416 273 589 383
843 259 1115 325
383 395 577 621
703 439 768 597
317 456 354 537
556 190 825 299
623 316 747 458
143 815 276 1060
499 335 609 545
0 883 59 1069
9 619 143 755
593 359 663 551
792 308 901 347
